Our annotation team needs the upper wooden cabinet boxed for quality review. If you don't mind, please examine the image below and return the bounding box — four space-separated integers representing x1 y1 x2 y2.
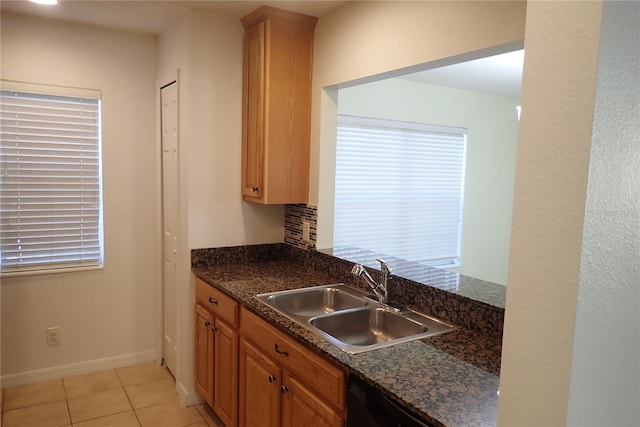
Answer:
241 6 318 204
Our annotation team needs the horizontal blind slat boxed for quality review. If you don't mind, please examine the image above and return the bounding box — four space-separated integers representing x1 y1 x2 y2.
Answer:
0 88 103 274
334 115 466 267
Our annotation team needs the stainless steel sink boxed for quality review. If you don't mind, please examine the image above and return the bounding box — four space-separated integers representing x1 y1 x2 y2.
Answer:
309 307 455 353
310 307 427 345
255 284 368 322
255 284 455 354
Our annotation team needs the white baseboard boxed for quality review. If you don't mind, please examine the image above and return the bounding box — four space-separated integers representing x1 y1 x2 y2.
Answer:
1 350 157 388
177 379 202 406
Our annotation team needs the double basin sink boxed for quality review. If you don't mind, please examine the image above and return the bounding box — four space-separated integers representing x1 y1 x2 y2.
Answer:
255 284 455 354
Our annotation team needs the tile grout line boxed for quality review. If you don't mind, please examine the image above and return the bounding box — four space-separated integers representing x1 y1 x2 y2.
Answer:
3 364 179 427
72 408 134 426
114 367 143 427
62 377 73 427
66 369 132 427
115 366 187 427
119 376 143 427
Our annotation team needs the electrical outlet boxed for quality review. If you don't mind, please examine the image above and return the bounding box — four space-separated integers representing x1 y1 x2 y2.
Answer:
302 221 311 243
47 327 60 345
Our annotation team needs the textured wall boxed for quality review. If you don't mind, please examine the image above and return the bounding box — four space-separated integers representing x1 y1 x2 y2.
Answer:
311 1 527 243
498 1 603 424
157 9 286 405
567 1 640 424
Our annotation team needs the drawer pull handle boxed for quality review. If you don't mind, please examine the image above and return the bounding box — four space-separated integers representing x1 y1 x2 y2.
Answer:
281 385 289 393
268 375 276 383
274 344 289 356
204 321 211 327
208 297 218 305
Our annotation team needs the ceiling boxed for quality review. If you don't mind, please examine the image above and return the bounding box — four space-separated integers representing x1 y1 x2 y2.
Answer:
402 49 524 98
0 0 348 34
2 0 523 97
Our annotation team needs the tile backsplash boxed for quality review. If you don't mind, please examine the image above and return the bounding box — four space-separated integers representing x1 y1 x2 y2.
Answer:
284 204 317 250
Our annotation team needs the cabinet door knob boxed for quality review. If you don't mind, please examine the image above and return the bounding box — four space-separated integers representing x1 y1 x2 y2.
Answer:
281 385 289 393
212 326 218 332
208 297 218 305
204 321 211 327
268 375 276 383
274 344 289 356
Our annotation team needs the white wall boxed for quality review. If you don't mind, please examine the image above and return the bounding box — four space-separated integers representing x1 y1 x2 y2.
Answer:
183 12 285 250
1 12 159 383
498 1 606 424
158 11 285 252
311 1 638 424
157 9 285 404
567 1 640 424
0 3 286 391
310 1 527 254
337 78 519 285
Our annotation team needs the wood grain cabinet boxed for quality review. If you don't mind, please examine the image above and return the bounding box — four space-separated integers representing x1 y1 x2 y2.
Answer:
239 308 346 427
195 304 215 405
281 372 342 427
240 6 318 204
239 340 282 427
194 278 239 427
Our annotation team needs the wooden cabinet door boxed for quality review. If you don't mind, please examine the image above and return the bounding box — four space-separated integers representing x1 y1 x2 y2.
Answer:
282 373 343 427
241 21 265 200
263 20 313 204
194 304 214 406
239 339 281 427
241 8 316 204
213 318 239 427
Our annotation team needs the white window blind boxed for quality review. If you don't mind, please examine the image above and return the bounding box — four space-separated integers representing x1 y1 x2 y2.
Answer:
333 115 466 267
0 83 103 275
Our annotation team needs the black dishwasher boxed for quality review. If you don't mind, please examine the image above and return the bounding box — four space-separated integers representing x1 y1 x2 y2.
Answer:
346 375 436 427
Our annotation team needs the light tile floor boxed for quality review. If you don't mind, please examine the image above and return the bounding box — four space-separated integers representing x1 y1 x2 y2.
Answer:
1 363 225 427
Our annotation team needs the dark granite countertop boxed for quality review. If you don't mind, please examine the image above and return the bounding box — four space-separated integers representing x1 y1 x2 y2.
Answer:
318 247 506 309
193 259 501 427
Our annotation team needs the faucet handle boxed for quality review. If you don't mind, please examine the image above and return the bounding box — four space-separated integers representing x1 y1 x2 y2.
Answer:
376 258 391 275
351 264 365 276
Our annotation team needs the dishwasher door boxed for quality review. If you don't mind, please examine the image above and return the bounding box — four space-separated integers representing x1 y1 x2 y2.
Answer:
346 375 435 427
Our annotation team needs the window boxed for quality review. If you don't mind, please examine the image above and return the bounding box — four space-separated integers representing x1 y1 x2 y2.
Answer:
333 115 466 267
0 81 103 275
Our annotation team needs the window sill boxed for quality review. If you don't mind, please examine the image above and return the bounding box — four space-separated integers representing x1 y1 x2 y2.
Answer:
1 264 104 278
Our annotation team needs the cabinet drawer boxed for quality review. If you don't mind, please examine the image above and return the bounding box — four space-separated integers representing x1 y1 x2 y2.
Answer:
196 278 238 327
240 308 346 411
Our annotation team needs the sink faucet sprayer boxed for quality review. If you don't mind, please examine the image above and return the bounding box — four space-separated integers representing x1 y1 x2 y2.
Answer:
350 258 391 304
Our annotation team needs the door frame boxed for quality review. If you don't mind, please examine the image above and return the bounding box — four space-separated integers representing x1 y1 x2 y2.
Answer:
160 79 179 376
155 71 179 370
156 70 201 406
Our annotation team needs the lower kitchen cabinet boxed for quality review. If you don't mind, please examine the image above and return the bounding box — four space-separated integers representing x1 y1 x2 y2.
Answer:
281 372 343 427
195 279 346 427
195 304 214 405
239 339 282 427
194 278 239 427
213 317 239 426
239 308 346 427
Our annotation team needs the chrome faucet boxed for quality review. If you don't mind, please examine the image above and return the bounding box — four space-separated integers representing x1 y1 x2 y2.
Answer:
351 258 391 304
